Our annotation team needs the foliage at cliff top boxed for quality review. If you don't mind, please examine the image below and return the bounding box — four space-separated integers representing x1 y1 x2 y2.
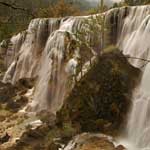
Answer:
57 47 140 134
0 0 87 41
37 0 81 18
112 0 150 8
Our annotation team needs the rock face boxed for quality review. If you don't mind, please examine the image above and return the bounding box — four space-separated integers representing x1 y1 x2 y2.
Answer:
0 78 35 112
57 50 140 134
0 78 36 149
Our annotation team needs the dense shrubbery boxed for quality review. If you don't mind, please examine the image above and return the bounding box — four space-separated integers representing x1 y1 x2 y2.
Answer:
57 48 140 134
38 0 81 18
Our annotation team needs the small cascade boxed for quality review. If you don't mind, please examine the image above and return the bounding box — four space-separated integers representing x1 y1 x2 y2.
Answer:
3 61 16 83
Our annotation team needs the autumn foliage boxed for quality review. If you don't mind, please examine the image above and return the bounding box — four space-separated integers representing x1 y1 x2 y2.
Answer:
38 0 81 18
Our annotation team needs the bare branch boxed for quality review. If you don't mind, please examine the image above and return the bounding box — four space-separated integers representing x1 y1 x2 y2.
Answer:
0 1 35 18
123 56 150 62
0 1 26 11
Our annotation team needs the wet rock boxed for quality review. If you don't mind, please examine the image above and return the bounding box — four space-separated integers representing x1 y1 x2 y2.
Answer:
26 120 43 130
9 124 58 150
46 142 60 150
115 145 126 150
0 78 35 112
0 133 10 144
36 110 56 127
0 115 5 122
64 133 115 150
15 78 36 90
0 82 16 103
6 96 28 112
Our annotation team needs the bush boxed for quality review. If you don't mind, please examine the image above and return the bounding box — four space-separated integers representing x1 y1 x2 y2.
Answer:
57 48 140 134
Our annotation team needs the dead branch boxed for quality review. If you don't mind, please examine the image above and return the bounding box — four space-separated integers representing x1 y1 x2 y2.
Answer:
0 1 35 18
123 56 150 62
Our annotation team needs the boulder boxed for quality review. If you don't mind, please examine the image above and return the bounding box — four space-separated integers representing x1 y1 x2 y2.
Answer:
64 133 115 150
0 133 10 145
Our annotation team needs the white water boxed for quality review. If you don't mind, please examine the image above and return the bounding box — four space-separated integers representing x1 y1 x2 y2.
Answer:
3 15 99 113
117 6 150 150
2 5 150 149
30 17 85 112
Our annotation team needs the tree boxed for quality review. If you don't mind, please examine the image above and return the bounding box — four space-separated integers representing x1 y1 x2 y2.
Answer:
100 0 104 12
70 0 111 80
0 0 40 41
0 0 84 41
124 0 150 5
38 0 81 18
72 0 110 61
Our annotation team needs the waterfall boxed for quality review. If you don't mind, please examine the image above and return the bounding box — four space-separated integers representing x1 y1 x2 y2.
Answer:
30 17 84 112
11 18 60 83
3 16 88 113
117 6 150 149
118 6 150 68
2 5 150 148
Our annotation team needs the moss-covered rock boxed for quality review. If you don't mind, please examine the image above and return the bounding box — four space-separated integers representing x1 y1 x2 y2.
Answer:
57 49 140 134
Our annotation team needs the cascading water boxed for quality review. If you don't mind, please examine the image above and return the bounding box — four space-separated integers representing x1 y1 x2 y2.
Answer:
30 17 86 112
2 5 150 149
11 18 60 83
117 6 150 150
3 16 92 113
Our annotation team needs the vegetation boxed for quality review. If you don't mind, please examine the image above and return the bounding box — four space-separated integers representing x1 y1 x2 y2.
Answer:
1 47 140 150
0 0 89 41
74 14 108 56
112 0 150 8
37 0 81 18
57 47 140 134
1 0 149 41
74 1 110 60
0 1 149 149
124 0 150 5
